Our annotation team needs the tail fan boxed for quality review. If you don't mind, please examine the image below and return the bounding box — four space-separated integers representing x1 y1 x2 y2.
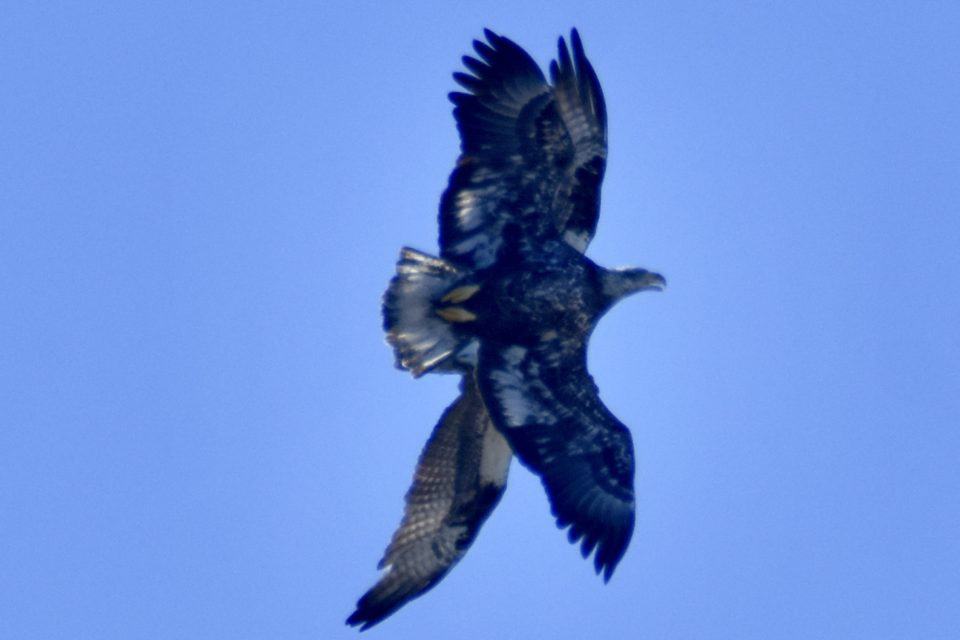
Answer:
382 248 477 376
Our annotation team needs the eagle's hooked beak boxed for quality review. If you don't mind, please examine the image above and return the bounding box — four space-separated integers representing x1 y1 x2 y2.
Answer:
639 271 666 292
601 268 667 301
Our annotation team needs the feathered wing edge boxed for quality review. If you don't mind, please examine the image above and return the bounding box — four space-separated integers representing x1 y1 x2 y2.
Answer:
519 421 635 581
476 341 635 581
439 29 609 268
346 376 512 630
438 30 549 269
449 28 605 158
550 29 608 252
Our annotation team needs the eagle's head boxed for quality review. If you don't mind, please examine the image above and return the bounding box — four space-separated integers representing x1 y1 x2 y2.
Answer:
600 267 666 304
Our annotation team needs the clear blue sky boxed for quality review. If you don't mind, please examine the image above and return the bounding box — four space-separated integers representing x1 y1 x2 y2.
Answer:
2 3 958 639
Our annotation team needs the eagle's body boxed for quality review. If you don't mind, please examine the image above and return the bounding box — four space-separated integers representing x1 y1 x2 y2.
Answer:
347 29 665 631
468 238 605 342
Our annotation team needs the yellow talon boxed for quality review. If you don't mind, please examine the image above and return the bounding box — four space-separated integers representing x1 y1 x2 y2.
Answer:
441 284 481 304
436 306 477 323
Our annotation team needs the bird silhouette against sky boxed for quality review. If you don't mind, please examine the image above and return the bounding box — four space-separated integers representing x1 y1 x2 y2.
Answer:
348 28 665 630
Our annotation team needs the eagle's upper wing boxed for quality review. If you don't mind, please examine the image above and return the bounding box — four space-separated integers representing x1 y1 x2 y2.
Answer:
439 28 607 269
476 339 634 580
346 376 512 630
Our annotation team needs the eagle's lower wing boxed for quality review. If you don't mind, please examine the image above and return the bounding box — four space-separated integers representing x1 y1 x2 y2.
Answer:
440 28 607 269
346 376 512 630
477 340 634 580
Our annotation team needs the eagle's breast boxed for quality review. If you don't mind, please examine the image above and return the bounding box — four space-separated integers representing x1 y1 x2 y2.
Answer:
471 239 604 343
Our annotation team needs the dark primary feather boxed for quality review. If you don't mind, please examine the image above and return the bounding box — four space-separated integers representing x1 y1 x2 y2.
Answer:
347 376 511 630
440 28 608 269
476 338 634 580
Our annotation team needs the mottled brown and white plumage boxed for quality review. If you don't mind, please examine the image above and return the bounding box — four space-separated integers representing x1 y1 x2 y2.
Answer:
348 28 665 630
346 377 510 630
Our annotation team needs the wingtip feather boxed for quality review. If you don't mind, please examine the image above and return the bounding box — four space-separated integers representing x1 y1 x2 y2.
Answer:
570 28 585 66
473 38 495 61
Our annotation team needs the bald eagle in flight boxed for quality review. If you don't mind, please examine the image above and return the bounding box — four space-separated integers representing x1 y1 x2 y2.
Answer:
347 29 665 630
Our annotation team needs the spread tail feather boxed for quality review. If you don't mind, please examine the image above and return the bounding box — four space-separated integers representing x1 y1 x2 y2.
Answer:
383 248 476 376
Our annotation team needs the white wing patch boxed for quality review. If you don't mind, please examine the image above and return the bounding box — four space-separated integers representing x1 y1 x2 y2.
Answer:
451 233 502 268
454 191 486 231
563 228 591 253
479 423 512 485
486 346 559 427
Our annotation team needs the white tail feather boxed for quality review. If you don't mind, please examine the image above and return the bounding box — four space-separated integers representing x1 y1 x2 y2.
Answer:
383 248 474 376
